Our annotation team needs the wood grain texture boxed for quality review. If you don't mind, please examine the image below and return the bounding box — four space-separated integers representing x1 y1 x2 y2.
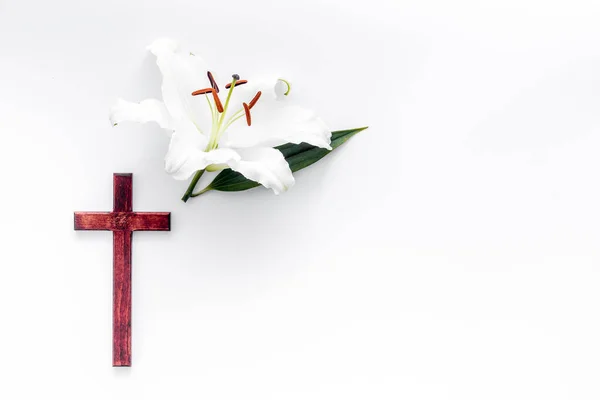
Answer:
74 173 170 367
75 212 170 232
113 230 132 366
114 173 133 212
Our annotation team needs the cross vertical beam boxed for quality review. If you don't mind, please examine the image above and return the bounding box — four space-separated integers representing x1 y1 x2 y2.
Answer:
112 173 132 366
113 230 131 366
74 173 170 367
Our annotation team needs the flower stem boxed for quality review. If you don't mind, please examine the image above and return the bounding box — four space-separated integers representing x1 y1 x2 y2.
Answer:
190 185 212 197
181 169 205 203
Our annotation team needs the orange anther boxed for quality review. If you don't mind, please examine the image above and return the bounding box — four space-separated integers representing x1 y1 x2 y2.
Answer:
213 90 224 113
248 91 262 109
243 102 251 126
225 79 248 89
207 71 219 93
191 88 213 96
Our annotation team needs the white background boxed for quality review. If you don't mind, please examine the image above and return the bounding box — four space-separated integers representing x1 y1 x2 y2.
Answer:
1 0 600 398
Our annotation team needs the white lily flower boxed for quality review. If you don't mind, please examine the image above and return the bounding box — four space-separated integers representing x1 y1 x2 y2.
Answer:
110 38 331 196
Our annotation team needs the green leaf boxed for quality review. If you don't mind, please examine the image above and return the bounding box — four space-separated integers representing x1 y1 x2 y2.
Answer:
207 127 367 192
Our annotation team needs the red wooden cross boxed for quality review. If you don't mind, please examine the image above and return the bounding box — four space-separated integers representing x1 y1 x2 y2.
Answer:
74 173 170 367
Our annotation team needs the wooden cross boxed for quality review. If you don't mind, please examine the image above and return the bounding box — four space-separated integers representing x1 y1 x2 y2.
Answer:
74 173 170 367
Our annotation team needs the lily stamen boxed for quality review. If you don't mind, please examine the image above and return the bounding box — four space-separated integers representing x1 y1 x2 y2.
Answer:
243 102 252 126
212 89 224 113
207 71 219 93
248 91 261 109
225 80 247 89
191 88 214 96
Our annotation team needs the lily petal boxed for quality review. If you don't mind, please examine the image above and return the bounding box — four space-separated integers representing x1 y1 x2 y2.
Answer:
221 100 331 150
221 75 290 123
218 75 330 150
109 98 172 131
228 147 295 195
148 38 213 136
164 120 241 180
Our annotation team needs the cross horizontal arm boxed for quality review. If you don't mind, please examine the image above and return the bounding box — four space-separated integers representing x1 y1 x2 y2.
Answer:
129 212 170 231
74 212 170 231
74 212 113 230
